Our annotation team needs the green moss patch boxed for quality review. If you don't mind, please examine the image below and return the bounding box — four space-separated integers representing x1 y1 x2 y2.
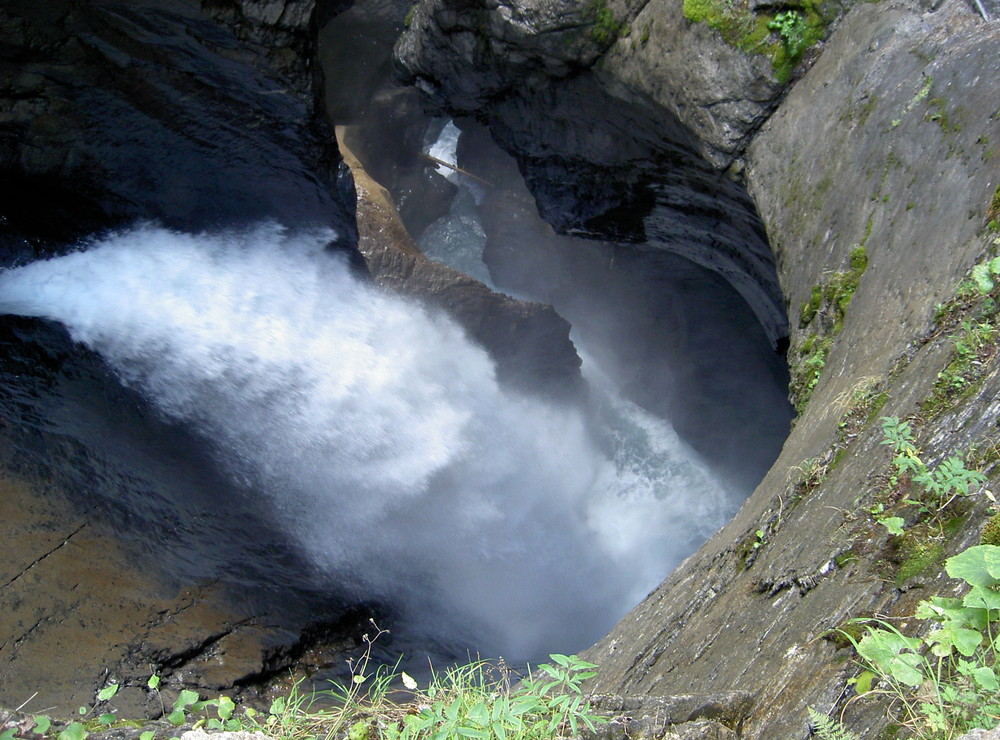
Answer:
981 512 1000 546
588 0 627 44
789 246 868 413
988 184 1000 228
885 523 947 586
681 0 826 82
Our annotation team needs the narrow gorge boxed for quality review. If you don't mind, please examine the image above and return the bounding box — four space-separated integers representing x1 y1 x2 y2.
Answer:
0 0 998 737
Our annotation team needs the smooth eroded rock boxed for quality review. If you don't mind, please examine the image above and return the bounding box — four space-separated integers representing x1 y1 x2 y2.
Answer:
338 127 584 394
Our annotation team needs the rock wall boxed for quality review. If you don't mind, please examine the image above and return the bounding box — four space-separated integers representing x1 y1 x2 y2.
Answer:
393 0 791 346
0 0 365 710
582 0 1000 736
2 0 997 730
338 130 583 393
0 0 355 257
388 0 999 732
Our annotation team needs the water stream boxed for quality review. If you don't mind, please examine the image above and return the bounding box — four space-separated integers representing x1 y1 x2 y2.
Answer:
0 222 736 661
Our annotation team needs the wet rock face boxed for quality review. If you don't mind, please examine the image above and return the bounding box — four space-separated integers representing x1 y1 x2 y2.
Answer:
597 0 785 168
393 0 783 167
392 0 641 113
0 454 371 717
0 315 374 713
393 0 790 347
582 1 1000 736
0 0 354 261
0 0 364 711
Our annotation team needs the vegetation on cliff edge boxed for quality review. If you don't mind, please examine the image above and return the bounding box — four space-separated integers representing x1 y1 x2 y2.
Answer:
0 631 606 740
682 0 827 82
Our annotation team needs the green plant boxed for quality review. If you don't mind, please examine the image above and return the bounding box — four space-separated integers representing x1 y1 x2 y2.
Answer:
1 622 611 740
768 11 808 59
870 501 905 537
683 0 771 56
846 545 1000 738
374 654 607 739
971 257 1000 294
588 0 625 45
894 530 945 584
222 623 610 740
793 453 832 493
800 285 823 326
924 319 998 414
789 334 833 413
986 186 1000 226
45 684 124 740
807 707 859 740
879 416 985 513
871 416 984 586
790 247 869 413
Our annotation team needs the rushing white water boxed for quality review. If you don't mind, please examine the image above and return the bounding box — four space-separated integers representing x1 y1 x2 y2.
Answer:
426 120 462 182
0 223 734 659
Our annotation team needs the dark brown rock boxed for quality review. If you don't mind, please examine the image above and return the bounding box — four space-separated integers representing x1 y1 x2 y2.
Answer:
0 471 275 716
0 0 354 261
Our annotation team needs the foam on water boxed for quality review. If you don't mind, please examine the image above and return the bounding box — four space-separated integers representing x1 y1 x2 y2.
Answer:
0 223 734 659
426 120 462 182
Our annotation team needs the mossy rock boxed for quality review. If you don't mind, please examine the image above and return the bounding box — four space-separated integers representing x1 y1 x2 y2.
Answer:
981 512 1000 546
988 184 1000 224
893 530 944 585
825 619 865 649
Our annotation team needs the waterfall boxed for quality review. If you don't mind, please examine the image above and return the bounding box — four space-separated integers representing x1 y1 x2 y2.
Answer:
0 222 734 660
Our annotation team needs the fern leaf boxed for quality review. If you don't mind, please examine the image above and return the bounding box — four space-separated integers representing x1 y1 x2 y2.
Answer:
807 707 859 740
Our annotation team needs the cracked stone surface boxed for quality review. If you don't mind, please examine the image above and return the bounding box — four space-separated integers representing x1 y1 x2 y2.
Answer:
0 472 275 715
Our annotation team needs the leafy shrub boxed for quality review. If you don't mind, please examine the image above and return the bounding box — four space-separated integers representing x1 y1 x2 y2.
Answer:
768 11 808 60
880 416 985 514
845 545 1000 738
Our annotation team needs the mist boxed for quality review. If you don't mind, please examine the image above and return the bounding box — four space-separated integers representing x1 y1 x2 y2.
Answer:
0 222 738 660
